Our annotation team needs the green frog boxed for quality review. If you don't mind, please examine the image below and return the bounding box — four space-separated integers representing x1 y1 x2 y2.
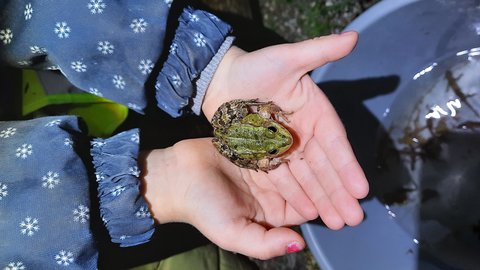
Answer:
211 99 293 172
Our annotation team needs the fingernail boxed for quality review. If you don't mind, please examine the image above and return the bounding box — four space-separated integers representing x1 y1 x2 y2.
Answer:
286 241 303 253
340 30 356 36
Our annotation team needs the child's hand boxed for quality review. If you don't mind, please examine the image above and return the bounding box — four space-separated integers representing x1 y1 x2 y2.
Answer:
140 138 309 259
202 32 369 229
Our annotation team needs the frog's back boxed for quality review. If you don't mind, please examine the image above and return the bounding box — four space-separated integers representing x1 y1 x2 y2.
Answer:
212 136 258 169
211 99 249 132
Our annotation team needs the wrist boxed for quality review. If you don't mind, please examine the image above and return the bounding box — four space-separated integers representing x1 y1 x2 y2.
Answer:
201 46 246 121
138 148 185 224
138 139 226 227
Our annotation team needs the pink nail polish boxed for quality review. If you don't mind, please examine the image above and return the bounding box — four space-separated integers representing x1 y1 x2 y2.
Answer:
286 242 302 253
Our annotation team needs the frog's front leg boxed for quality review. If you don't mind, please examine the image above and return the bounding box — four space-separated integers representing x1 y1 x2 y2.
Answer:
257 102 292 123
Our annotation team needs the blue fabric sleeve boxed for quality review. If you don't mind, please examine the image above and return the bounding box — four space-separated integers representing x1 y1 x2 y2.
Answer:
91 129 155 247
155 7 232 116
0 116 98 269
0 1 232 116
0 117 155 268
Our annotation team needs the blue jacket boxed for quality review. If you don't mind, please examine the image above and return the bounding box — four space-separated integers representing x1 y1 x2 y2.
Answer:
0 1 232 268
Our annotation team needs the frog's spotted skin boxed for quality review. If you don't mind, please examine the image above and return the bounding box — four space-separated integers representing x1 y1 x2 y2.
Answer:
211 99 293 172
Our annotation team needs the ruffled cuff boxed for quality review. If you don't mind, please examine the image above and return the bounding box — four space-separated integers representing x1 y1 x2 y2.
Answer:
155 7 232 117
90 129 155 247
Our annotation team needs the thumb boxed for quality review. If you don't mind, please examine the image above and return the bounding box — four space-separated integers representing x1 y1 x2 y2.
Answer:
283 31 358 75
221 222 305 260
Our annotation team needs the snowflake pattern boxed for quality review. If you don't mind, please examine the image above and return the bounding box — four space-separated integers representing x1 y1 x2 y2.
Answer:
127 103 142 111
95 173 105 182
169 42 178 55
20 217 39 236
16 144 33 159
64 137 73 147
138 59 154 75
46 65 59 70
130 18 148 33
135 206 151 219
24 3 33 20
0 127 16 138
41 171 60 189
193 32 206 47
55 250 74 266
209 14 220 22
171 75 181 87
17 60 31 66
130 132 139 144
54 22 71 39
87 0 106 14
71 61 87 72
189 13 199 22
4 262 26 270
30 45 47 54
112 75 126 89
0 3 225 264
111 185 126 196
164 0 173 7
0 182 8 200
45 119 61 127
91 140 106 148
73 204 90 223
97 41 114 54
89 87 103 97
129 166 140 177
0 28 13 44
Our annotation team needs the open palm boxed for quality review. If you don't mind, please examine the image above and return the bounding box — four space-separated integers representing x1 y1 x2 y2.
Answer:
202 32 369 229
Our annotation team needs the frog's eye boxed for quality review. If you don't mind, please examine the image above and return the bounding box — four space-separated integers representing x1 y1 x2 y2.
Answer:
268 149 278 155
267 126 278 133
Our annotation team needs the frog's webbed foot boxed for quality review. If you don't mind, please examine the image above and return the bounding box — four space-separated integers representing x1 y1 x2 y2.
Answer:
256 102 292 123
242 99 292 122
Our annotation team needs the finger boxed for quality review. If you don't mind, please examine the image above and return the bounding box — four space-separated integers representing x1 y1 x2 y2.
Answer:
224 220 305 260
314 102 369 199
258 200 313 227
246 176 307 226
304 139 365 226
267 166 318 221
288 152 345 230
283 31 358 75
284 201 313 226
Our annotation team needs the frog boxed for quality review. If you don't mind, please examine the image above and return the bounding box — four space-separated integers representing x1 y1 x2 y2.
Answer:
211 99 293 172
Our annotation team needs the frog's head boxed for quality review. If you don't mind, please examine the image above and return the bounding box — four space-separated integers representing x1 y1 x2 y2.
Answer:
223 114 293 160
261 120 293 157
